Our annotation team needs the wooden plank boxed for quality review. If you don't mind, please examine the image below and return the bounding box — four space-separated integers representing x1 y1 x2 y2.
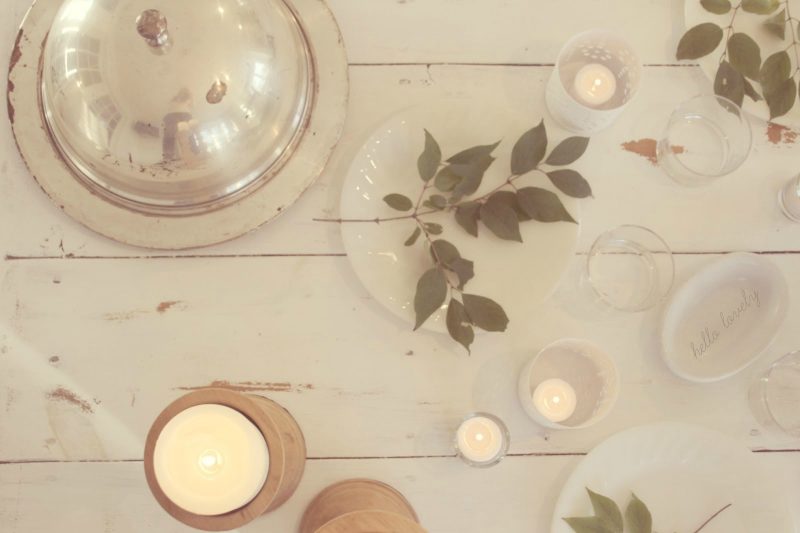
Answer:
1 253 799 461
3 64 800 258
1 453 798 533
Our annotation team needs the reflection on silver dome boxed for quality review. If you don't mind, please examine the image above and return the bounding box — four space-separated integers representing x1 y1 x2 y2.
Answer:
41 0 313 214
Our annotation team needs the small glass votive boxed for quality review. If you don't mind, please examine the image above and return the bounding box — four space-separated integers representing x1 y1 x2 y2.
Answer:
749 351 800 437
587 225 675 312
518 339 619 430
779 174 800 222
545 30 641 134
657 95 752 186
454 412 510 468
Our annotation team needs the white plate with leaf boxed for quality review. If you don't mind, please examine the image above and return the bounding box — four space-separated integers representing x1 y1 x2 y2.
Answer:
337 102 590 351
682 0 800 125
553 422 794 533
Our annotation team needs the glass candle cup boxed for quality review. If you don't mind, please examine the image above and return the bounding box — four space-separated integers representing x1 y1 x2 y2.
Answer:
587 225 675 312
779 174 800 222
545 30 641 134
454 412 510 468
749 351 800 437
657 95 752 187
518 338 619 430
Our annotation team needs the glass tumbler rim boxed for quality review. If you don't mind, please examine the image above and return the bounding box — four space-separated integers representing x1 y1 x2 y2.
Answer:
757 350 800 434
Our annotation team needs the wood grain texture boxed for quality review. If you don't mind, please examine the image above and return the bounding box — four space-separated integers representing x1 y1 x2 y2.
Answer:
142 389 306 531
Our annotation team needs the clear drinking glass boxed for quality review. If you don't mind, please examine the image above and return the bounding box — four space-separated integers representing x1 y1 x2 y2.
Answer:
749 351 800 437
587 225 675 312
779 174 800 222
657 95 752 186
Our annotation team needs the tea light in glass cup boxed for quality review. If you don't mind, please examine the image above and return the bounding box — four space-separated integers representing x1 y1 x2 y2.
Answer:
454 413 510 468
573 63 617 107
518 339 619 429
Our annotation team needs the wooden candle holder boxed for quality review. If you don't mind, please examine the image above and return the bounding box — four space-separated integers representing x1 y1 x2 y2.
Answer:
144 388 306 531
299 479 427 533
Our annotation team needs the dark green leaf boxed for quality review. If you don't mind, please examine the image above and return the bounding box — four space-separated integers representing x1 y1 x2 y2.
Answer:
743 78 763 102
487 190 530 221
517 187 577 224
446 299 474 353
625 494 652 533
413 268 447 330
434 165 463 192
383 193 413 212
742 0 780 14
462 294 509 332
547 169 593 198
450 156 497 201
714 61 745 107
417 129 441 182
765 77 797 119
546 136 590 166
563 517 613 533
429 194 447 209
449 257 474 290
676 23 723 60
728 33 762 80
480 194 523 242
701 0 731 14
511 120 547 175
446 141 501 164
587 489 623 533
424 222 443 235
455 202 480 237
760 51 791 94
430 239 460 266
764 9 787 39
404 227 421 247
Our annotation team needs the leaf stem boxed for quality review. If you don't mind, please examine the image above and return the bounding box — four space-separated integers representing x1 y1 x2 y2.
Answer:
313 210 438 223
719 4 741 64
415 217 459 292
692 503 732 533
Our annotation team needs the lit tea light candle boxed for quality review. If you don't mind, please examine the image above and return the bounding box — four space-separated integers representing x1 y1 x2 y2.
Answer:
455 414 508 466
573 63 617 107
532 378 577 423
153 404 269 516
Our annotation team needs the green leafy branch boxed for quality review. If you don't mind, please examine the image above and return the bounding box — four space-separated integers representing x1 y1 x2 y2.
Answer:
317 121 591 352
564 488 732 533
677 0 800 119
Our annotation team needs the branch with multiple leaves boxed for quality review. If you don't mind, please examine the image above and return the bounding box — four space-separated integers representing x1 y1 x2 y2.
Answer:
320 121 591 352
677 0 800 119
564 488 732 533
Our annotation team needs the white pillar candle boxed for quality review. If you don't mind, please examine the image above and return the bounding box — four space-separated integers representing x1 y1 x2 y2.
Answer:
532 378 577 423
573 63 617 107
455 415 505 464
153 404 269 516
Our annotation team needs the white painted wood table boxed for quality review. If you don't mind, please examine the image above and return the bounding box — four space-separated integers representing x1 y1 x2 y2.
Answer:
2 1 800 531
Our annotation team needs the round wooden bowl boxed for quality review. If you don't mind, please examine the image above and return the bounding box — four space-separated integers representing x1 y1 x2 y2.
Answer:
144 388 306 531
299 479 426 533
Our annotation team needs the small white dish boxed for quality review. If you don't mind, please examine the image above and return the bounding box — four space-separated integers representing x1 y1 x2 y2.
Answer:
552 422 794 533
518 338 619 430
339 103 581 333
660 253 789 383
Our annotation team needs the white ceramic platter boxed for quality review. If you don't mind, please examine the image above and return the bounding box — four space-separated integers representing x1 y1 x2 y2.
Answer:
339 103 581 334
552 422 794 533
661 253 788 382
684 0 800 127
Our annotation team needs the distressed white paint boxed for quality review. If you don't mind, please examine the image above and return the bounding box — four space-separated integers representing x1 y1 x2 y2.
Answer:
2 1 800 532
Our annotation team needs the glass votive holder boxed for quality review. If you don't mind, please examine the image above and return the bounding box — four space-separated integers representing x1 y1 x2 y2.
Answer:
454 412 510 468
518 338 619 430
779 174 800 222
586 225 675 312
748 351 800 438
545 29 641 134
657 95 752 187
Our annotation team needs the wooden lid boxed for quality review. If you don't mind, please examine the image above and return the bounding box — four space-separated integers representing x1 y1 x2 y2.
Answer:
316 510 428 533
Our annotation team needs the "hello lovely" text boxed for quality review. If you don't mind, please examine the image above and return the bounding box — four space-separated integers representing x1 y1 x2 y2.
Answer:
690 288 761 360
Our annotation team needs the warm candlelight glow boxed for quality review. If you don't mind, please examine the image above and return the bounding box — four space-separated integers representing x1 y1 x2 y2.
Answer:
532 378 578 423
456 415 506 464
573 63 617 107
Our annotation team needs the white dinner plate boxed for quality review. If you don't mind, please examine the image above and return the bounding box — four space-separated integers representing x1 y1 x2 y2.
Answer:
339 103 581 333
684 0 800 127
660 253 788 382
552 422 795 533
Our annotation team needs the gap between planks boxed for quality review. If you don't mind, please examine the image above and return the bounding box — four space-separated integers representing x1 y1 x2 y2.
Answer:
2 449 799 466
346 62 698 68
